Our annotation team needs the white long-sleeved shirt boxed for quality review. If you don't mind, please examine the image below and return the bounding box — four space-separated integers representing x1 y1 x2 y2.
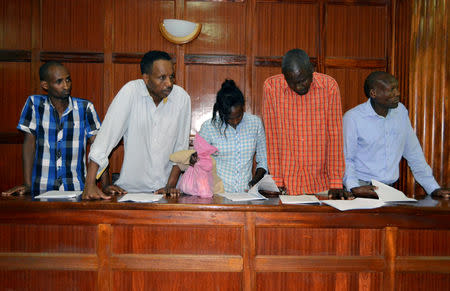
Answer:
343 99 440 194
89 79 191 192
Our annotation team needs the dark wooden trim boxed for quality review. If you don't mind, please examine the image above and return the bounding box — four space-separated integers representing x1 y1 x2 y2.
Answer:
0 50 31 62
255 0 317 4
0 132 23 144
40 51 104 63
254 56 282 67
187 0 245 2
112 53 177 64
184 54 247 65
254 56 319 68
327 0 387 6
325 57 387 68
112 53 144 64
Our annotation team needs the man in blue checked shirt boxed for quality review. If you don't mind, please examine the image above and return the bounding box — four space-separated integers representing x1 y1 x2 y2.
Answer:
2 61 111 197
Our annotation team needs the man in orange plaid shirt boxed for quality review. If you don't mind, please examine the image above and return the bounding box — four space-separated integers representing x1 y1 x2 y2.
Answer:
262 49 346 198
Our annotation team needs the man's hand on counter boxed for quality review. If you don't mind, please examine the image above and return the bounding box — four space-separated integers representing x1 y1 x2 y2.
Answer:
350 185 379 199
328 188 354 200
2 184 30 196
103 184 127 196
155 185 181 197
82 183 112 200
431 188 450 199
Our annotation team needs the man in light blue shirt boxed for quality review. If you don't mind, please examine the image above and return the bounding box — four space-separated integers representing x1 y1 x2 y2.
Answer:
343 71 449 198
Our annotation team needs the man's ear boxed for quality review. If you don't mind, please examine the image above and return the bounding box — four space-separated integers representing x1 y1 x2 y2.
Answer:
142 73 149 84
40 80 48 91
369 88 376 99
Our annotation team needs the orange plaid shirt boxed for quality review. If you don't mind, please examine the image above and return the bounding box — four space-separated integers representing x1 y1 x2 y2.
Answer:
262 72 344 194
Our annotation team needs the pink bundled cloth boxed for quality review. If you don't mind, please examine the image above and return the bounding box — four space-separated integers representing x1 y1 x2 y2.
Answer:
178 133 218 197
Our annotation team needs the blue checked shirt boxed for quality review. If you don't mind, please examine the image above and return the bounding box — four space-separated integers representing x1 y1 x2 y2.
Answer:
17 95 101 196
199 113 268 192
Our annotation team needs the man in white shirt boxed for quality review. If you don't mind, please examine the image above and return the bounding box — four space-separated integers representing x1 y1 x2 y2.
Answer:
82 50 191 200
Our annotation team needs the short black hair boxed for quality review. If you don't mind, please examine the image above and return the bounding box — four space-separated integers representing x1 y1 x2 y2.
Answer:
282 49 314 75
364 71 392 98
39 61 64 81
140 50 172 75
212 79 245 135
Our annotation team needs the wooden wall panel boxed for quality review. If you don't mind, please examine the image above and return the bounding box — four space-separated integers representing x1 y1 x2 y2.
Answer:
0 270 98 291
0 0 32 49
0 144 22 191
395 273 450 291
185 64 245 133
42 0 105 51
255 1 319 57
0 224 97 253
407 0 449 194
256 228 383 256
113 0 175 53
252 66 281 117
112 225 242 254
326 4 387 58
113 271 241 291
64 63 104 117
185 2 246 55
256 272 383 290
396 229 450 256
0 62 32 132
112 63 142 110
326 68 375 113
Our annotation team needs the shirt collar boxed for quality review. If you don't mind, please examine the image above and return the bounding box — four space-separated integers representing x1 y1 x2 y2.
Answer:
46 95 74 117
138 79 173 105
219 112 248 133
363 98 398 119
283 72 324 95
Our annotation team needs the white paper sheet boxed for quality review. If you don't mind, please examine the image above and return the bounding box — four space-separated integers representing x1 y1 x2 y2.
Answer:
279 195 321 204
34 190 82 199
217 192 268 202
248 175 279 194
118 193 164 203
372 179 417 203
322 198 386 211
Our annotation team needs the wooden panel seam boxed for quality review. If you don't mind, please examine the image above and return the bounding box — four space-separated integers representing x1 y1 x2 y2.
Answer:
0 253 98 270
111 254 243 272
254 255 385 272
396 256 450 273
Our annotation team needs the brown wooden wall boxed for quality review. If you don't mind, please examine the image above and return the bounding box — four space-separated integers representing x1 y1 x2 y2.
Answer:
0 0 447 194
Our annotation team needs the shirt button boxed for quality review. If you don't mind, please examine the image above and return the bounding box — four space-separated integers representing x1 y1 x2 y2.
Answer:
56 150 61 158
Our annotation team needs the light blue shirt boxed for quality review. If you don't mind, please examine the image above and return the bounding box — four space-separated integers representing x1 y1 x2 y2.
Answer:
199 113 268 192
343 99 440 194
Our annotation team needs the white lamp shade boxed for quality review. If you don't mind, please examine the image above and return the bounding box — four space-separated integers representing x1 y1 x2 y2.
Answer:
160 19 202 44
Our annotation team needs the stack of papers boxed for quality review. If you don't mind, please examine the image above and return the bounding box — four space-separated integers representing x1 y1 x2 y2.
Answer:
34 190 82 199
217 192 267 202
248 175 280 194
118 193 164 203
322 198 385 211
322 180 417 211
217 175 279 202
372 180 417 203
279 195 321 205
